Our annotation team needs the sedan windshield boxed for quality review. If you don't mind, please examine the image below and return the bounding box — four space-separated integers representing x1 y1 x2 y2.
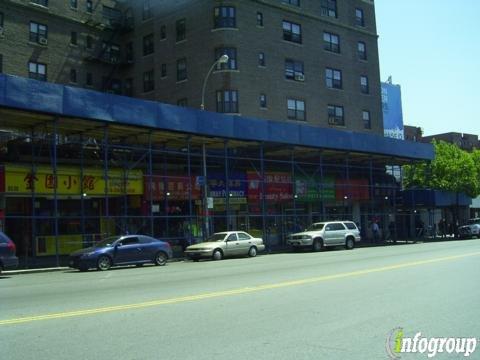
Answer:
95 236 121 248
306 224 325 231
205 233 227 242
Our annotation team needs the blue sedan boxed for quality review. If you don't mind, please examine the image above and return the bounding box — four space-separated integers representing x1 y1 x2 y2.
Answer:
69 235 173 272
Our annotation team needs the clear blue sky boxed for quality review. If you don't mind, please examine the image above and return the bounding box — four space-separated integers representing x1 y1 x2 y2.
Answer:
375 0 480 136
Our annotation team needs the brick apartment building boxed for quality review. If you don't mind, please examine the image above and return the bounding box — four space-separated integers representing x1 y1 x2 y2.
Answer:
0 0 382 133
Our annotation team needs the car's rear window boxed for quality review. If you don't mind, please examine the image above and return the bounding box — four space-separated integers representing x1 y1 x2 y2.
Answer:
343 222 358 230
0 231 10 243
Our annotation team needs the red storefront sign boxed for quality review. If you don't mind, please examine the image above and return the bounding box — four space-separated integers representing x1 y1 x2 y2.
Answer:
335 179 370 200
247 171 293 201
144 176 201 201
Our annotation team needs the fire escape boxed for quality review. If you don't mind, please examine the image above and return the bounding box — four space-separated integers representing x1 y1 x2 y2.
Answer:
83 3 134 94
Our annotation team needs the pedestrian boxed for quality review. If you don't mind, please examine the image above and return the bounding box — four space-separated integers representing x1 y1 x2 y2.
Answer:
388 221 395 241
372 221 380 243
438 218 446 238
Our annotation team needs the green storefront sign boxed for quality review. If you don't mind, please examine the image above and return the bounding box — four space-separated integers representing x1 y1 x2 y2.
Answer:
294 175 335 202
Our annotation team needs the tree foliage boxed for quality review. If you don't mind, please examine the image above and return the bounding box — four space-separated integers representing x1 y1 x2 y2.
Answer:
403 140 480 197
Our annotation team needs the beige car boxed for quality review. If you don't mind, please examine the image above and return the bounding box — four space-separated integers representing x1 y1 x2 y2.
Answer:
185 231 265 261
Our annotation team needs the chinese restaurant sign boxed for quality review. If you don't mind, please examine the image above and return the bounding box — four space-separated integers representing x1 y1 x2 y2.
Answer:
3 164 143 195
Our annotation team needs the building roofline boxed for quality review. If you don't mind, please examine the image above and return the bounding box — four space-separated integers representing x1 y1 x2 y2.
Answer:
0 74 434 161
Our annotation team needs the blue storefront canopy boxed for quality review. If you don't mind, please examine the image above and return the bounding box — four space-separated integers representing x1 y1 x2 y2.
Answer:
0 74 434 161
400 189 472 207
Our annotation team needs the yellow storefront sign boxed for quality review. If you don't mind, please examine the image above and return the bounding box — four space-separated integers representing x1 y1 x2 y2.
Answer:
4 164 143 195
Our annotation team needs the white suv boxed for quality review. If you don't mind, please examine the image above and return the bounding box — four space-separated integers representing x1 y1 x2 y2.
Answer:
286 221 361 251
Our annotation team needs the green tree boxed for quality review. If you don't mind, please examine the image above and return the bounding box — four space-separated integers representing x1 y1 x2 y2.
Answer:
403 140 479 197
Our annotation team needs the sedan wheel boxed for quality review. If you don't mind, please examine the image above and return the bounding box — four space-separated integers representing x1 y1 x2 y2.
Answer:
212 249 223 261
97 255 112 271
248 246 257 257
154 252 167 266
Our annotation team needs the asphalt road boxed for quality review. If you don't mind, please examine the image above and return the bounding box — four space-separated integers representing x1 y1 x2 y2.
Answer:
1 240 480 360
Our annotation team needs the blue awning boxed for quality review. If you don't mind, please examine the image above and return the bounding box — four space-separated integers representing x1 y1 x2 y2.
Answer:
0 74 434 160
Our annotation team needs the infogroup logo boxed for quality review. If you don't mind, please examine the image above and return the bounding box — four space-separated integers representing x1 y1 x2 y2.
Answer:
386 327 478 359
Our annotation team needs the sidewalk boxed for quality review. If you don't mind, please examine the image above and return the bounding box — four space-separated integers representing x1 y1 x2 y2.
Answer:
2 237 442 276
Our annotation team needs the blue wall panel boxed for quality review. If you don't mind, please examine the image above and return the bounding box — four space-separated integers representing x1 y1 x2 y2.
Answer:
6 76 64 114
64 86 114 122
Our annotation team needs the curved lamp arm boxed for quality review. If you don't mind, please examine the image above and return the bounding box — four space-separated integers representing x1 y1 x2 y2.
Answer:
200 54 229 110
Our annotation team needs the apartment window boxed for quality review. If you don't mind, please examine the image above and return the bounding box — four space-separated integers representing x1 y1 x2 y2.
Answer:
328 105 344 126
282 20 301 44
0 54 3 73
176 19 186 42
102 42 120 63
86 35 93 49
29 22 48 44
257 12 263 27
323 32 340 53
177 98 188 107
70 69 77 83
321 0 337 18
32 0 48 7
325 68 342 89
70 31 77 45
258 52 265 67
143 34 154 55
142 0 152 20
282 0 300 6
358 41 367 60
86 0 93 13
355 8 364 27
285 59 304 81
216 90 238 113
28 61 47 81
260 94 267 108
160 25 166 40
86 72 93 86
287 99 305 121
124 78 133 96
0 12 3 27
126 42 133 63
177 58 187 81
70 0 77 9
214 6 236 28
143 70 154 92
363 110 371 129
161 63 166 77
360 75 369 94
215 48 237 70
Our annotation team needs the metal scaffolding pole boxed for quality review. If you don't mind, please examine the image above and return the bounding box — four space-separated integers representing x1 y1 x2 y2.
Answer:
52 117 59 267
103 126 110 236
260 143 267 251
224 140 230 230
148 132 154 236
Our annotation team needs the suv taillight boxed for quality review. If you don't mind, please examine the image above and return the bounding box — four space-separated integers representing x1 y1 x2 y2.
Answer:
7 239 16 254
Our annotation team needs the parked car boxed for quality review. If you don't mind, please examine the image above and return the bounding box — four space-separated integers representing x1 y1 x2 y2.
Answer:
184 231 265 261
457 218 480 239
286 221 361 251
0 231 19 274
69 235 172 271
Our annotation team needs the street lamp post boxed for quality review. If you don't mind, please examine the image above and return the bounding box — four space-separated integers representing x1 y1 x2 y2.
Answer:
200 54 229 238
200 54 229 111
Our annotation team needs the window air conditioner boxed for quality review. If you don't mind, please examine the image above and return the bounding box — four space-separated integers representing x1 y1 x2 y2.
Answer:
294 73 305 81
39 37 48 45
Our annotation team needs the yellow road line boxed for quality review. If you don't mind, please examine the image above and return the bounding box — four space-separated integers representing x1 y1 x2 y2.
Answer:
2 251 479 326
